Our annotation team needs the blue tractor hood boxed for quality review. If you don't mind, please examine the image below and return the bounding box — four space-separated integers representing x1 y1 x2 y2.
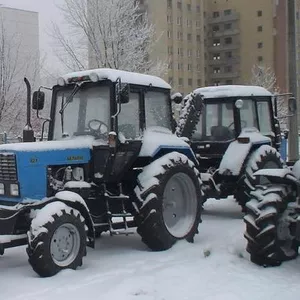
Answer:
0 136 100 203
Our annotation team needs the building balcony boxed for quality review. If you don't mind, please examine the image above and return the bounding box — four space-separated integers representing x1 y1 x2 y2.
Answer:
209 72 240 79
208 42 240 52
208 57 240 66
207 28 240 38
208 12 240 24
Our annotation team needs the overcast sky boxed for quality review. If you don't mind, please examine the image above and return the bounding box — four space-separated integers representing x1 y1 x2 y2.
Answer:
1 0 66 73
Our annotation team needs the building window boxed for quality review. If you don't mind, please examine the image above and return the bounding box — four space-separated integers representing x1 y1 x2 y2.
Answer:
179 78 183 86
187 33 192 41
258 56 263 62
168 77 173 84
168 61 173 69
225 37 232 44
187 3 191 11
213 38 221 46
188 78 193 86
188 49 192 57
224 23 232 30
168 46 173 54
167 15 172 24
225 51 232 58
226 80 233 85
196 5 200 13
224 65 232 73
197 50 201 57
214 81 220 86
213 11 220 18
258 42 263 48
213 53 221 60
197 34 201 41
212 25 220 32
177 17 182 25
196 21 201 28
187 19 192 27
224 9 232 16
188 64 192 71
257 10 262 17
178 63 183 70
167 31 172 39
177 1 182 10
197 64 201 71
258 26 263 32
178 48 183 56
197 79 201 86
213 67 221 73
167 0 172 8
177 31 183 40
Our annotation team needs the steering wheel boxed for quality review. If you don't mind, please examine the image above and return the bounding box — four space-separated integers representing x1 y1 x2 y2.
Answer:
227 120 247 129
87 119 108 139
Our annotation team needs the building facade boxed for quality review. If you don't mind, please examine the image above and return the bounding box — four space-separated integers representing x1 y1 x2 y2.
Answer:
204 0 289 93
139 0 206 95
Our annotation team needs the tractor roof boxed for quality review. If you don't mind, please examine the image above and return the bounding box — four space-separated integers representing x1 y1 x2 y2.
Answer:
194 85 272 99
59 68 171 90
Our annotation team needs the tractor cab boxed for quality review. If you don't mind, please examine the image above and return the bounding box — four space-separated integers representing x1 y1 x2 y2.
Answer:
188 85 280 170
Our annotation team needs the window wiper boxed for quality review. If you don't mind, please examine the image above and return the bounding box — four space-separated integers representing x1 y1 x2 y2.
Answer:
59 83 82 114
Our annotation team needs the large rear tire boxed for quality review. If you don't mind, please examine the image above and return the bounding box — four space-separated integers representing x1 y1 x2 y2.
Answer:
134 152 202 251
27 202 87 277
244 184 299 266
235 145 284 209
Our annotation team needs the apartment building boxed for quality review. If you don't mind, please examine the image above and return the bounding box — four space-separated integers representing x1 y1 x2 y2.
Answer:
0 6 40 83
138 0 206 95
204 0 289 93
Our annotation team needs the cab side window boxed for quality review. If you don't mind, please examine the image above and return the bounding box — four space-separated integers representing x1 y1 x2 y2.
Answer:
257 101 272 134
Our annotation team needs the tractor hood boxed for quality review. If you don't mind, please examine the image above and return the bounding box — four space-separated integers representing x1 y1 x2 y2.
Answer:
0 136 106 203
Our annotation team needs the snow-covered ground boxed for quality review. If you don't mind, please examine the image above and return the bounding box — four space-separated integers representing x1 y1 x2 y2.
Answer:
1 198 300 300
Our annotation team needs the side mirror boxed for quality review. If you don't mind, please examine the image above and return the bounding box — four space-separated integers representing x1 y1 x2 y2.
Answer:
120 84 129 103
288 97 297 114
171 92 183 104
32 91 45 110
235 99 244 109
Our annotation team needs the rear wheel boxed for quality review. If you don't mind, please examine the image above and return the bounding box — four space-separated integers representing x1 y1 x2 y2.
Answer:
235 145 284 209
134 152 202 251
244 184 299 266
27 202 87 277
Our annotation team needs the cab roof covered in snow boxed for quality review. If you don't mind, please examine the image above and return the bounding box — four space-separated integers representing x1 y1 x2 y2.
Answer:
58 68 171 90
194 85 272 99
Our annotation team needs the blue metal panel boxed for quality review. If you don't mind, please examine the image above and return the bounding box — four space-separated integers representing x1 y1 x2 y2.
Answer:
280 138 287 162
0 148 91 203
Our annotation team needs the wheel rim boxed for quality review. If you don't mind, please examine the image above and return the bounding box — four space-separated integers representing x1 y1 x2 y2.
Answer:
50 223 81 267
259 161 281 185
162 172 198 238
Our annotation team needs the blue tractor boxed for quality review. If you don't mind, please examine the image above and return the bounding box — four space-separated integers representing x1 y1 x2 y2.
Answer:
0 69 202 277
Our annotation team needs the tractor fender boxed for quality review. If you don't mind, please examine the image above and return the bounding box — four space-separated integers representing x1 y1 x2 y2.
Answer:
219 130 271 176
49 191 95 248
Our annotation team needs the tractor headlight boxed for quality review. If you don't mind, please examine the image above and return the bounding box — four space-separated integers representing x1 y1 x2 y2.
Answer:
10 184 19 196
0 183 4 195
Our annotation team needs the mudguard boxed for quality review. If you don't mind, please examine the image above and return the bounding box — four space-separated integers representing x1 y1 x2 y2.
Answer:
219 129 271 176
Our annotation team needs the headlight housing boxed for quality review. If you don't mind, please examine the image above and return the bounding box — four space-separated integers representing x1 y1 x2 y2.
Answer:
10 184 19 196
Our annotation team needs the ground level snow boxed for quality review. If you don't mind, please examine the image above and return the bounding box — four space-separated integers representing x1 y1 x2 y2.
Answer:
1 197 299 300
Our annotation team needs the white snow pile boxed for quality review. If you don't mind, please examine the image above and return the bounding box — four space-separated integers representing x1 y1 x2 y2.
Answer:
60 68 171 90
0 197 299 300
139 127 190 157
194 85 272 99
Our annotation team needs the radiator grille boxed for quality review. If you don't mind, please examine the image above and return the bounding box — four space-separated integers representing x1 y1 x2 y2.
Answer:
0 153 17 181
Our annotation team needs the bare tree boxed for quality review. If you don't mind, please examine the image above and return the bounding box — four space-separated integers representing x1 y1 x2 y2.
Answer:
51 0 167 76
0 16 41 136
250 64 288 126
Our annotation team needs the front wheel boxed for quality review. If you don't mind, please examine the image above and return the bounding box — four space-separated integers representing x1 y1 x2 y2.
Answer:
134 152 202 251
27 202 87 277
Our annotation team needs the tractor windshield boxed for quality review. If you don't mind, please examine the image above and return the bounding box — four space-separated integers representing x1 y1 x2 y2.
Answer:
192 101 235 141
53 85 110 140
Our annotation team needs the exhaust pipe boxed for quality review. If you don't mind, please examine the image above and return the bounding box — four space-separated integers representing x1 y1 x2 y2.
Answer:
23 77 34 142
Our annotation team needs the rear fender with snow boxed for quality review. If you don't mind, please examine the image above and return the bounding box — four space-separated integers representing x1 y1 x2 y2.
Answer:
219 130 271 176
252 168 300 189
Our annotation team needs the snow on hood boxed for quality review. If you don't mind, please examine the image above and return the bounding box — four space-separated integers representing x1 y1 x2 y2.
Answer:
194 85 272 99
60 68 171 90
0 136 106 152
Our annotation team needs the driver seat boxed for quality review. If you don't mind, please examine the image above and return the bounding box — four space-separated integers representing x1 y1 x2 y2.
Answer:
211 125 233 141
